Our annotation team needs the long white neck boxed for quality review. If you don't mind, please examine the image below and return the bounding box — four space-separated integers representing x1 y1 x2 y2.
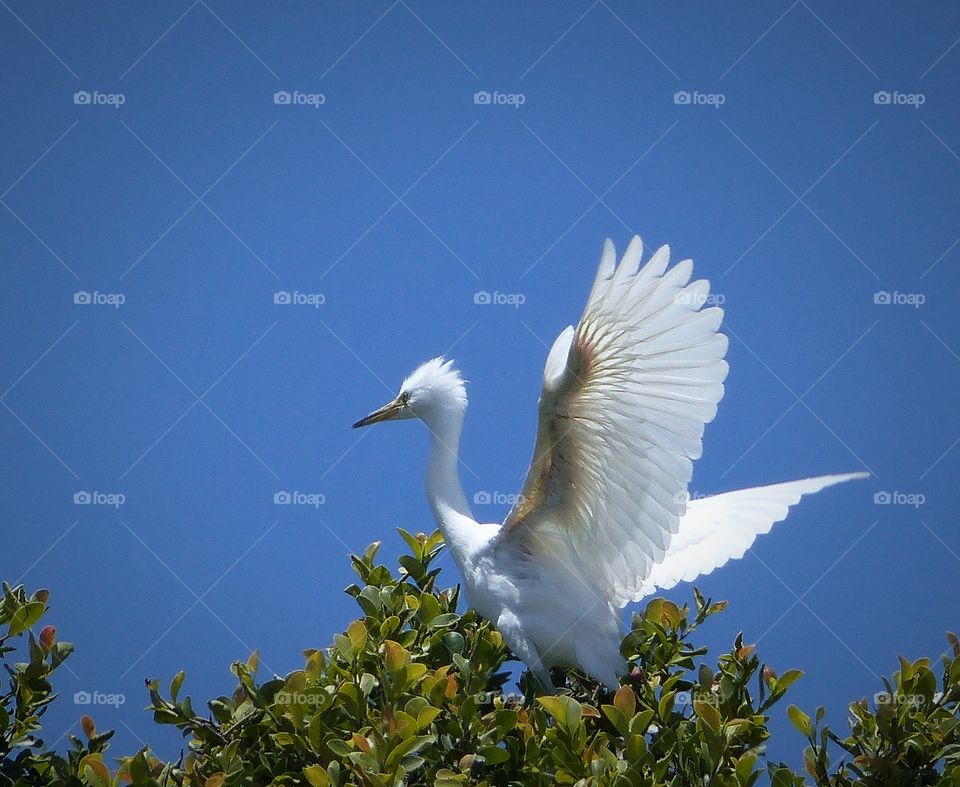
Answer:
422 407 481 572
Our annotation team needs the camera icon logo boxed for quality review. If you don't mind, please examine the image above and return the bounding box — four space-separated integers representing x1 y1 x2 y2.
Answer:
73 491 92 504
473 290 492 305
73 91 91 105
273 491 291 505
873 491 891 505
273 290 291 304
873 91 891 105
274 91 291 105
673 90 691 105
74 690 91 704
873 290 891 305
73 291 92 305
473 491 491 504
473 91 492 105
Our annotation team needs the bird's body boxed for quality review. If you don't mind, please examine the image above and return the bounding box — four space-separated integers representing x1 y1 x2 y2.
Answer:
463 531 626 687
354 236 867 688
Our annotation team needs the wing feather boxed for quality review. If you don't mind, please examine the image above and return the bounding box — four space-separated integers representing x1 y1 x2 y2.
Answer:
495 237 729 604
638 472 869 595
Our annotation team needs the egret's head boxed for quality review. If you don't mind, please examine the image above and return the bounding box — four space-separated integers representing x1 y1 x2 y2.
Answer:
352 357 467 429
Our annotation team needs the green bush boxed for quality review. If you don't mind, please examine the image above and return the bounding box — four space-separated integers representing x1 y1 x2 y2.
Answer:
1 531 958 786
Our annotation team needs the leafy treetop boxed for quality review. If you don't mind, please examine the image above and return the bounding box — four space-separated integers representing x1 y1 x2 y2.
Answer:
1 530 958 786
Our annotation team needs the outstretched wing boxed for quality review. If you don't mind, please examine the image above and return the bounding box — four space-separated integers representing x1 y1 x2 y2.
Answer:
638 472 869 595
495 236 729 605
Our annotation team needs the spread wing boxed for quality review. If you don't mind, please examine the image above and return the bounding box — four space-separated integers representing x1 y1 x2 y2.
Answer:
638 472 869 595
494 236 729 605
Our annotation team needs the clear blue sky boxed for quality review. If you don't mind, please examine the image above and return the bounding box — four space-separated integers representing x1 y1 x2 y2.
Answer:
2 0 958 769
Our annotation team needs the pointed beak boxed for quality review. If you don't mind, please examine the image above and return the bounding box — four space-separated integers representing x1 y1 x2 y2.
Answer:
352 397 404 429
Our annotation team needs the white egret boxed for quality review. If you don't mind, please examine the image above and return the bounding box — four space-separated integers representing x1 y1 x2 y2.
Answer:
353 236 867 688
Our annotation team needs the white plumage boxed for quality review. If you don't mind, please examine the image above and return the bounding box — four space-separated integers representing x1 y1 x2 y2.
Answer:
353 236 867 688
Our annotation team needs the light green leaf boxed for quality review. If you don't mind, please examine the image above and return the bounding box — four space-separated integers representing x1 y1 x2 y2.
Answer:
787 704 812 736
537 695 581 732
303 764 329 787
9 601 44 636
694 699 721 733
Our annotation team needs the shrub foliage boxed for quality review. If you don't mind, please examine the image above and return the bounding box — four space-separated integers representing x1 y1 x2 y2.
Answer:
2 530 959 786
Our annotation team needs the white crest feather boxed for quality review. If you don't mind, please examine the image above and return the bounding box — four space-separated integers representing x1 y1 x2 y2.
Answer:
401 357 467 412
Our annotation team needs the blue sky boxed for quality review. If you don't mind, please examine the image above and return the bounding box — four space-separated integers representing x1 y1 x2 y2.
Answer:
2 0 958 769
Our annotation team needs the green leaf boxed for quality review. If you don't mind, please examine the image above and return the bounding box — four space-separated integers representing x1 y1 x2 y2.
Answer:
417 593 440 624
303 765 329 787
694 699 721 733
397 528 423 560
327 738 352 757
246 649 259 674
442 632 465 654
271 732 296 747
628 709 655 735
357 585 384 615
601 704 628 736
384 734 435 772
491 709 518 737
363 540 382 564
8 601 44 636
425 531 445 554
645 598 664 625
384 640 408 671
417 706 441 730
787 704 812 737
404 663 427 687
360 672 377 696
478 745 510 764
380 615 401 638
658 690 676 720
170 670 186 702
51 640 74 668
735 752 757 785
770 767 797 787
626 733 648 762
699 664 714 688
347 620 368 652
537 695 581 733
427 613 458 629
659 599 683 628
334 633 353 661
776 669 804 691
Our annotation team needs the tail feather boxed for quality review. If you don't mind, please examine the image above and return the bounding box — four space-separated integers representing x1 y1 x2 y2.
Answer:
639 472 869 596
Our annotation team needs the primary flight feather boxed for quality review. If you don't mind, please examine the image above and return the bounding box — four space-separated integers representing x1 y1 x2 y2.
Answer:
353 236 867 688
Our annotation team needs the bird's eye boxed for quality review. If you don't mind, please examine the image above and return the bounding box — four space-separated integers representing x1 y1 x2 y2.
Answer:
399 392 410 405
